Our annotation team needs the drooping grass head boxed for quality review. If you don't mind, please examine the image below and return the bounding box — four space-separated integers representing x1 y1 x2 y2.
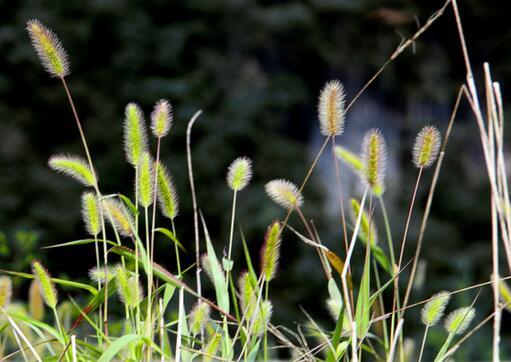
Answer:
318 80 346 137
156 161 179 220
421 291 450 326
31 260 58 309
265 179 304 210
413 125 441 168
49 154 97 187
26 19 69 78
102 198 134 237
260 221 282 282
227 156 253 192
361 128 387 190
445 307 476 335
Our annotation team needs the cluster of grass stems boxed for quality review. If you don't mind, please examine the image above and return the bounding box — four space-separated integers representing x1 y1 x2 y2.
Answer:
1 1 511 361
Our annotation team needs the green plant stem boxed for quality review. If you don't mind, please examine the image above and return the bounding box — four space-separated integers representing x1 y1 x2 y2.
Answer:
145 206 153 360
418 324 430 362
264 279 269 362
171 219 181 275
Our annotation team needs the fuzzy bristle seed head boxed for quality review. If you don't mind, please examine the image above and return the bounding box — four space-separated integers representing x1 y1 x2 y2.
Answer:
421 291 450 326
227 156 253 191
252 300 273 337
48 154 97 187
102 198 134 237
88 264 118 284
201 254 214 283
260 221 282 281
151 99 173 138
0 276 12 308
445 307 476 335
335 146 364 172
413 125 441 168
115 267 143 309
31 260 58 309
361 128 387 189
238 271 256 317
318 80 346 137
189 301 211 335
26 19 70 77
156 161 179 219
123 102 148 166
137 151 154 208
81 192 102 236
265 179 303 210
28 279 45 320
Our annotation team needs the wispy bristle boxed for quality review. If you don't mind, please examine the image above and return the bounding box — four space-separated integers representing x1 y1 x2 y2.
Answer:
227 156 253 191
48 154 97 187
31 260 58 309
102 198 134 237
189 301 211 335
0 276 12 309
156 161 179 219
361 128 387 190
137 151 154 208
413 125 441 168
318 80 346 137
81 192 102 236
151 99 173 138
123 102 148 166
28 279 45 320
445 307 476 334
26 19 70 77
260 221 281 282
265 179 304 210
421 291 450 326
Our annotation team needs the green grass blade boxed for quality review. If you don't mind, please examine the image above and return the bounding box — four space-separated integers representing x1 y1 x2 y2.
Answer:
41 239 116 249
155 227 187 253
97 334 139 362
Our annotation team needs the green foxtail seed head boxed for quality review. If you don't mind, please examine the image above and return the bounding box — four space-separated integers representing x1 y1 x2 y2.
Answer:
260 221 281 281
26 20 69 77
157 161 179 219
123 102 148 166
227 156 253 191
31 260 58 309
252 300 273 337
413 125 441 168
335 146 364 172
0 276 12 308
189 301 211 335
361 128 386 190
350 198 377 246
204 333 222 362
444 307 476 335
499 280 511 312
28 279 45 320
102 198 134 237
421 291 450 326
88 264 118 285
265 179 303 210
137 151 154 208
115 267 143 309
201 254 214 283
81 192 102 236
151 99 173 138
239 271 256 318
318 80 346 137
49 154 97 187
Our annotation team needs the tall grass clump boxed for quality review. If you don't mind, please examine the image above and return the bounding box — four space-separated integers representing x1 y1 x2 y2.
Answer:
1 7 507 361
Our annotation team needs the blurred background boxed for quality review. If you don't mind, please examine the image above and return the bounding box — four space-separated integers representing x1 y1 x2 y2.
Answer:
0 0 509 359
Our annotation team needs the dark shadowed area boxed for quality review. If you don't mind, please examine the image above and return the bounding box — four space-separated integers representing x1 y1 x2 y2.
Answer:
0 0 510 359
